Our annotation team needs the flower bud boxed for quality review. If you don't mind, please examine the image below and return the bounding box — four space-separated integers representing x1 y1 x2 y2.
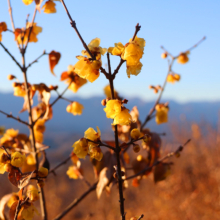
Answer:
161 52 167 59
101 99 106 106
130 128 141 140
38 167 48 177
11 152 26 168
7 74 16 80
133 144 140 153
27 185 39 201
37 180 45 188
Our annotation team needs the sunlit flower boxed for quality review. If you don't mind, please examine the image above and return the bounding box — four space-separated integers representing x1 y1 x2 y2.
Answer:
38 167 48 177
112 108 133 126
66 166 81 179
0 22 7 42
155 104 169 124
84 127 101 149
72 138 89 159
104 99 122 119
108 42 125 56
27 185 39 201
42 1 57 14
126 61 143 78
66 102 84 116
22 0 34 5
11 152 26 168
18 203 39 220
167 73 181 83
89 146 103 161
177 52 189 64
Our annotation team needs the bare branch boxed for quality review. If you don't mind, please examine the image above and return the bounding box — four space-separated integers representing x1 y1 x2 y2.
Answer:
53 182 97 220
0 109 30 127
132 23 141 41
126 139 191 180
137 214 144 220
26 50 47 69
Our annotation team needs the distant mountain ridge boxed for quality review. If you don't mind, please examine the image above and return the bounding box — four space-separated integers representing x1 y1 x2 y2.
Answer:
0 90 220 134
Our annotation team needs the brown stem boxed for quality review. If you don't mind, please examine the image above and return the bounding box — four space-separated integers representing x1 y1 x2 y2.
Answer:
53 182 97 220
112 59 125 78
26 50 47 69
87 139 116 151
184 36 206 53
14 200 21 220
132 23 141 41
126 139 190 180
60 0 94 59
49 155 71 176
21 51 47 220
137 214 144 220
24 8 37 52
107 53 125 220
0 109 30 126
7 0 20 51
0 42 22 70
141 59 174 130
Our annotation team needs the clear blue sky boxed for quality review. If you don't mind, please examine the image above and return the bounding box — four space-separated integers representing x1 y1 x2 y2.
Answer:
0 0 219 103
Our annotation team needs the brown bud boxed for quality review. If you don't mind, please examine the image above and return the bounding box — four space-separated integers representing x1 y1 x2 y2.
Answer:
101 99 106 106
12 82 19 87
122 99 128 104
37 180 45 188
48 85 58 90
0 153 10 164
161 52 168 59
4 163 13 172
7 74 16 80
133 144 140 153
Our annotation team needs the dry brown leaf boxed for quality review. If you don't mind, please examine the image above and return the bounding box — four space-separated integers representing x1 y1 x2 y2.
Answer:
154 162 171 183
0 194 13 220
49 51 61 76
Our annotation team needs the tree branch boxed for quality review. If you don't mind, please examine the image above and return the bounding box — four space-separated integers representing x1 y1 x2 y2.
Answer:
0 42 22 70
0 109 30 127
26 50 47 69
126 139 191 180
53 182 97 220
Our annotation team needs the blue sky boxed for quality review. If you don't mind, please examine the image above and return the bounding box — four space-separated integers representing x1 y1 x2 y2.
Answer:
0 0 219 103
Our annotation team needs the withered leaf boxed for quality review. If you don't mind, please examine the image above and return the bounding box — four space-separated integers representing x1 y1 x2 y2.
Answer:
19 171 35 189
8 168 22 188
9 201 18 220
154 162 171 183
49 51 61 76
96 167 111 199
0 194 13 220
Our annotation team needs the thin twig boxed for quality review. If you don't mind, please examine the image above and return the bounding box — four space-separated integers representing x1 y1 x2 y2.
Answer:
0 42 22 70
137 214 144 220
53 182 97 220
184 36 206 53
0 109 30 126
7 0 20 51
112 59 125 79
48 155 71 175
132 23 141 41
14 200 21 220
126 139 191 180
141 59 174 130
87 139 116 151
24 8 37 52
26 50 47 69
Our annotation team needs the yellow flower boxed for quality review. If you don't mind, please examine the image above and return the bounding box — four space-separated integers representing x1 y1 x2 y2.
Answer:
122 36 145 66
130 128 141 140
38 167 48 177
27 185 39 201
82 38 107 59
103 85 118 98
66 166 81 179
84 127 101 149
13 83 26 97
42 1 57 14
0 149 6 174
34 119 46 133
22 0 34 5
108 42 125 56
104 100 122 119
74 57 101 83
0 22 7 42
7 194 19 208
16 23 42 44
89 146 103 161
177 53 189 64
66 102 84 116
112 108 132 126
167 73 181 83
72 138 89 159
0 128 19 145
155 104 169 124
11 152 26 168
126 61 143 78
18 203 39 220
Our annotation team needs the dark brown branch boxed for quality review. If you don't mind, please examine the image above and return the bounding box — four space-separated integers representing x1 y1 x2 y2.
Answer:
112 59 125 78
53 182 97 220
7 0 20 51
24 8 37 52
132 23 141 41
48 155 71 175
14 200 21 220
87 139 116 151
141 59 174 130
137 214 144 220
0 110 30 126
26 50 47 69
60 0 94 59
0 42 22 70
126 139 191 180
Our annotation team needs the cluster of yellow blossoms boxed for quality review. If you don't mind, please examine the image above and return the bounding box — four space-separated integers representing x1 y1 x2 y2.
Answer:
72 127 103 161
108 36 145 78
104 99 133 126
167 73 181 84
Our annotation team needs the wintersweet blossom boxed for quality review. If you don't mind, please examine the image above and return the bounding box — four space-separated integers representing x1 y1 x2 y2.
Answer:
155 104 169 124
72 138 89 159
66 102 84 116
104 100 122 119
